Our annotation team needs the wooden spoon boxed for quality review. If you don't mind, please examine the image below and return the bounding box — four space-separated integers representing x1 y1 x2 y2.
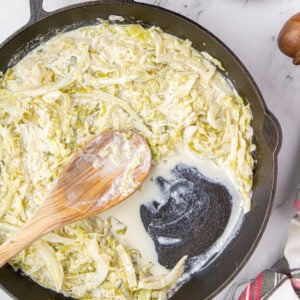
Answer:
0 130 151 267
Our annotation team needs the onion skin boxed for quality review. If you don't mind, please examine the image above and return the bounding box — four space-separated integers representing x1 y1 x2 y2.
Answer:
278 13 300 65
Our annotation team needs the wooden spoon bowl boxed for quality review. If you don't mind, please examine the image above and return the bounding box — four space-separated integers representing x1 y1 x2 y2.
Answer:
0 130 151 267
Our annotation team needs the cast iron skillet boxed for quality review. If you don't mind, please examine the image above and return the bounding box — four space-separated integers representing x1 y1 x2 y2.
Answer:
0 0 281 299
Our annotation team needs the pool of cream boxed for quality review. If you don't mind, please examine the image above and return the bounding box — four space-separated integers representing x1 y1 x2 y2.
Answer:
101 146 244 277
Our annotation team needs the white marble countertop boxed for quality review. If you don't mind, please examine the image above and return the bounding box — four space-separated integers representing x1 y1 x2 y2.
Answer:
0 0 299 299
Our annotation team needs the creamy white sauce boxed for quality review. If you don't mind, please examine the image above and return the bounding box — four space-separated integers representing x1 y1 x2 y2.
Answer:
0 20 254 297
101 145 243 277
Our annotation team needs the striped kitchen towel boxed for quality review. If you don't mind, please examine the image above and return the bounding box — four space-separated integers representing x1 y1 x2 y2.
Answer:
238 271 297 299
238 183 300 300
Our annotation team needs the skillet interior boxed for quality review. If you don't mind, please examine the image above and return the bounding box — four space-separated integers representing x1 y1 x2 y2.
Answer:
0 1 281 299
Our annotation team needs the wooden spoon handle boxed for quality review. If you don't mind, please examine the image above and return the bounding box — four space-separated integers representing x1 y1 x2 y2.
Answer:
0 201 63 267
0 169 124 267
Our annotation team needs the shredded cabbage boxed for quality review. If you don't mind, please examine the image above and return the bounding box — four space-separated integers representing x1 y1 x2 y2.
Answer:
0 19 254 299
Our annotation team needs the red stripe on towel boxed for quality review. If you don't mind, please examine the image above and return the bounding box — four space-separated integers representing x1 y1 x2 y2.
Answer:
294 200 300 214
238 272 264 300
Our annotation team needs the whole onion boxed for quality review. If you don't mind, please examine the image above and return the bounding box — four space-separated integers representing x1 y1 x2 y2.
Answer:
278 13 300 65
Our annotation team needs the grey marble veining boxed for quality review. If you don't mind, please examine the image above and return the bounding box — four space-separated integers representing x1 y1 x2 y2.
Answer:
0 1 299 299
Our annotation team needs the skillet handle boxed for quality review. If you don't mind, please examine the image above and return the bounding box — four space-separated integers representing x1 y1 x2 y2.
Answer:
27 0 135 25
263 112 282 154
28 0 50 25
92 0 135 2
